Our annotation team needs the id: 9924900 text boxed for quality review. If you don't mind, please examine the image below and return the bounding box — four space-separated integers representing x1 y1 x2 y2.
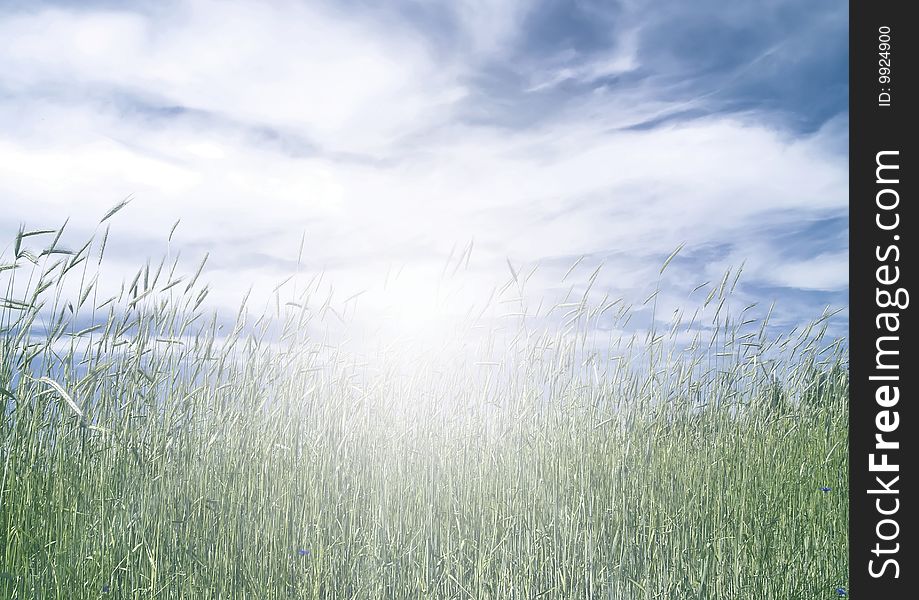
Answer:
877 26 892 107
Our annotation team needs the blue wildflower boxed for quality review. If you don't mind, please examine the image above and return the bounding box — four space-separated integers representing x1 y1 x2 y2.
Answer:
821 487 832 493
835 587 846 596
297 548 309 556
102 585 110 594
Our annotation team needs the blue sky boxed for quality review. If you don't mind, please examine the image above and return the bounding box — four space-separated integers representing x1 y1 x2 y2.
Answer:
0 0 847 342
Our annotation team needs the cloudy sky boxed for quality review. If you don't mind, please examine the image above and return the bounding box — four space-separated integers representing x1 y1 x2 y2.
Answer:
0 0 847 341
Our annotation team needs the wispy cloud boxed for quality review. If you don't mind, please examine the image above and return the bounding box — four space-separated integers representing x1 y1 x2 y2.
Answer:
0 0 847 338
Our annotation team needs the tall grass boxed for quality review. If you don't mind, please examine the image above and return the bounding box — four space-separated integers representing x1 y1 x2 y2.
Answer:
1 218 847 599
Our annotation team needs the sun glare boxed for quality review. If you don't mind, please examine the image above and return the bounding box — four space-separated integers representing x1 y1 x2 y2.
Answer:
365 266 467 344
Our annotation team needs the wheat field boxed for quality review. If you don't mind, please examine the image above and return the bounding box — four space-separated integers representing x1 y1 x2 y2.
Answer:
1 215 847 599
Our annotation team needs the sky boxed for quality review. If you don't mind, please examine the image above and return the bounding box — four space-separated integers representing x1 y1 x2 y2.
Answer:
0 0 848 345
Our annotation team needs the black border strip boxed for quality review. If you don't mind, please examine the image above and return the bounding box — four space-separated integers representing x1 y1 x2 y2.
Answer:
850 1 915 596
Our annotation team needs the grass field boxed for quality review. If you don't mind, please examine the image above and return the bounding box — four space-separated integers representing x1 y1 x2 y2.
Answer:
1 219 847 599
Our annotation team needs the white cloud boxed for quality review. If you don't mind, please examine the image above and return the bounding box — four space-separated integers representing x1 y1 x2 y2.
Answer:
760 252 848 291
453 0 532 56
0 0 847 340
527 28 640 92
0 1 465 155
